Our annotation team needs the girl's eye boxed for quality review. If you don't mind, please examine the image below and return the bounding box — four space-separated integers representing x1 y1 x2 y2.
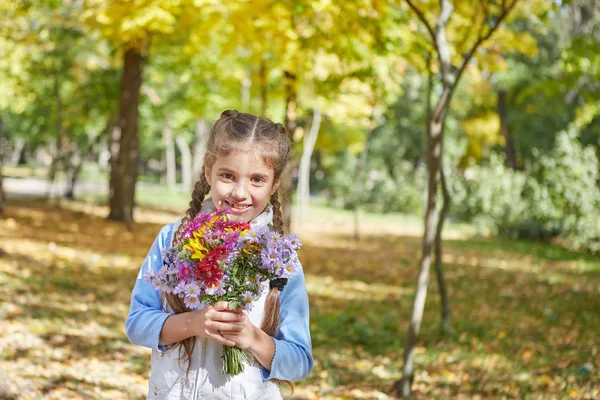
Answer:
220 173 234 180
252 177 266 184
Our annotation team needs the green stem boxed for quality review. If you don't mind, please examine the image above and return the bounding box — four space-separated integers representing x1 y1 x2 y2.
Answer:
222 346 250 375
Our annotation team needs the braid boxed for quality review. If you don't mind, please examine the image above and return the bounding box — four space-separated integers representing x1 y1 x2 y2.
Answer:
270 191 284 234
262 190 284 335
166 167 211 377
263 188 294 393
173 167 210 244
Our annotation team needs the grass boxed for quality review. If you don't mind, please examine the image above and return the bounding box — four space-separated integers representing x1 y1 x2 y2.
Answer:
0 199 598 399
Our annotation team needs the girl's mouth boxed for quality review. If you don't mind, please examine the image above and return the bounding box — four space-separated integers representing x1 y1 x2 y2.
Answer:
224 200 251 212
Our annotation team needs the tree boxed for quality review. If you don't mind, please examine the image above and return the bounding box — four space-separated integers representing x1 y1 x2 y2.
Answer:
296 108 321 222
394 0 521 397
0 1 118 201
221 0 405 231
82 0 221 225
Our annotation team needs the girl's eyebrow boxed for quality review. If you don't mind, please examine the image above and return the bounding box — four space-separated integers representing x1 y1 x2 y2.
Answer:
216 167 270 179
252 173 270 179
216 166 234 171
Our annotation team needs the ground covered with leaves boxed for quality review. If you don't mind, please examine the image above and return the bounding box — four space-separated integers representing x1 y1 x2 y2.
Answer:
0 200 598 399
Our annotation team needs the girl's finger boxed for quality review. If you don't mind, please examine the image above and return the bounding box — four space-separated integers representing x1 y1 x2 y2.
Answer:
219 329 242 335
208 332 235 347
208 310 243 322
208 321 243 332
212 301 230 311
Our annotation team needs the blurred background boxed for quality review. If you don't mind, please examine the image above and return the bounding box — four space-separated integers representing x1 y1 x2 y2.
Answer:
0 0 598 399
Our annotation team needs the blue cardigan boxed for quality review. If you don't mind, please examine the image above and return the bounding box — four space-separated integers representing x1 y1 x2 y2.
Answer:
125 220 313 381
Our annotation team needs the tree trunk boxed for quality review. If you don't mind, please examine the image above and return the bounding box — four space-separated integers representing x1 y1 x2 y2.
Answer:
396 0 518 395
46 139 59 199
260 60 268 116
434 154 451 335
242 68 251 111
497 89 517 169
297 108 321 223
10 138 25 166
108 48 144 227
65 120 112 200
282 70 297 232
163 118 176 190
175 135 192 190
0 118 5 212
395 117 443 398
65 149 82 199
353 130 371 241
193 118 210 180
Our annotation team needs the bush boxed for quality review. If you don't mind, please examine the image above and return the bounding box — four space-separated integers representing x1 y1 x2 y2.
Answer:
450 154 528 236
328 152 424 215
453 128 600 253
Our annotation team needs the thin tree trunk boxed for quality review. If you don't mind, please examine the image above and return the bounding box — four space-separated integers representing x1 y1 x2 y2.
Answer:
193 118 210 180
164 118 176 190
65 149 82 199
395 117 443 398
282 70 297 232
497 89 517 169
242 68 251 111
108 48 144 228
10 138 25 166
47 67 66 200
397 0 453 395
175 135 192 190
64 122 110 199
353 130 371 241
419 51 452 336
260 60 268 116
0 118 5 212
396 0 517 395
46 140 59 199
297 108 321 223
434 154 451 335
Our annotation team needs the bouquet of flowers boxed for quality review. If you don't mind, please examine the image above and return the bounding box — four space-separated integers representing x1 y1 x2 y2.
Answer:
144 209 302 375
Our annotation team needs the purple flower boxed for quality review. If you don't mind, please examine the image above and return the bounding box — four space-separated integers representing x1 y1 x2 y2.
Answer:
178 261 194 280
242 291 255 311
173 281 187 296
206 282 226 296
184 282 201 297
184 296 201 310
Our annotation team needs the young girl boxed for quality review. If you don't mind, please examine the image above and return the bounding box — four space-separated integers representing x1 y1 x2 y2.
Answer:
126 110 313 399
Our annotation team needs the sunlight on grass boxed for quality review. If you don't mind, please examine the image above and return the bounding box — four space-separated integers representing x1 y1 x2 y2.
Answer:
306 274 412 302
1 201 598 399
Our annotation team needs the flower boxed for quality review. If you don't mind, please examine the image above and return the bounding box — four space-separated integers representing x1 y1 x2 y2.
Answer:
242 291 255 311
184 295 201 310
146 209 303 376
184 282 202 297
206 282 226 296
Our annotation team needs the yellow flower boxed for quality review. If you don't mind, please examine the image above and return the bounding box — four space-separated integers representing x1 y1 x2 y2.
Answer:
184 237 208 260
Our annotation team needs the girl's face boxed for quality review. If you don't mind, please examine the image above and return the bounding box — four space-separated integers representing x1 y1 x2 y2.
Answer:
205 151 280 223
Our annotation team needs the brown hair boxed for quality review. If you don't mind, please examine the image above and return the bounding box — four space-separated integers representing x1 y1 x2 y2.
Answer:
168 110 291 385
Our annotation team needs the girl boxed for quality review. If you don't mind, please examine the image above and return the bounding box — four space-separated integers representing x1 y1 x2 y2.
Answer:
126 110 313 399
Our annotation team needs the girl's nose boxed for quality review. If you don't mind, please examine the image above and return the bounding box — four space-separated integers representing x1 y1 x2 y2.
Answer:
231 181 249 200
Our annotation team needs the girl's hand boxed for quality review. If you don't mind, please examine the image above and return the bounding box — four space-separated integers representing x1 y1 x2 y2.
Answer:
220 309 259 350
192 302 245 347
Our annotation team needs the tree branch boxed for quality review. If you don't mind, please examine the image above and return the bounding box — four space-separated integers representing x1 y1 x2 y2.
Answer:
457 0 488 58
455 0 518 85
404 0 438 49
435 0 454 88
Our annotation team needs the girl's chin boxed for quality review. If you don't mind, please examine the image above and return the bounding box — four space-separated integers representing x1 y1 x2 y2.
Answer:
226 213 254 223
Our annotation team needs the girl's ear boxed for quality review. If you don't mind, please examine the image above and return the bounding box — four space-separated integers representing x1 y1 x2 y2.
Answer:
271 178 281 195
204 167 212 186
